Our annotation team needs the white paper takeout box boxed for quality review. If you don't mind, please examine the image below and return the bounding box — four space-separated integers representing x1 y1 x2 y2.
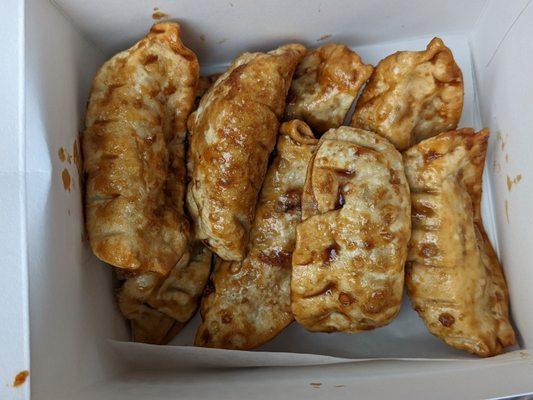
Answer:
2 0 533 398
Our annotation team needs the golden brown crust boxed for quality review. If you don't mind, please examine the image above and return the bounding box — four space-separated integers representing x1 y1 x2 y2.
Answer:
117 243 212 344
351 37 463 151
195 120 318 349
404 128 515 357
116 271 181 345
186 44 306 261
291 126 411 332
285 44 373 134
148 243 212 321
83 22 199 275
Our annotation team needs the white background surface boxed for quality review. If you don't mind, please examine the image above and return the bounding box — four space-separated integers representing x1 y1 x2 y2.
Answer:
0 0 29 399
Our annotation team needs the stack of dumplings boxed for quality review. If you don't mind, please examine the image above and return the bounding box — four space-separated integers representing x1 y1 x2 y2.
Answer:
83 22 514 357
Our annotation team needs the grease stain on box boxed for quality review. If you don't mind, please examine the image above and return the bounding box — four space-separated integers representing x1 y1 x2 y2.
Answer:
58 147 67 162
73 137 83 188
62 168 72 192
13 370 29 387
505 199 509 223
506 174 522 191
316 34 332 42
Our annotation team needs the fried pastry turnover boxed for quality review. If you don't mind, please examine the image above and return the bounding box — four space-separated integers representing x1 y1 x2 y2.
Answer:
351 37 463 151
195 120 318 349
117 243 212 344
83 22 199 275
291 126 411 332
186 44 306 261
285 43 373 134
404 128 515 357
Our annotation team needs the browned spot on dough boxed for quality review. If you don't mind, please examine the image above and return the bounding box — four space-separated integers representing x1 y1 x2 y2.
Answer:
61 168 71 191
200 329 210 344
258 249 292 268
425 150 442 162
412 202 434 219
362 289 389 314
331 167 355 177
439 312 455 327
275 189 301 212
143 54 159 65
419 242 439 258
101 83 124 105
13 370 29 387
58 147 66 162
164 83 177 96
362 238 375 250
324 243 340 265
150 26 166 34
338 292 354 307
221 310 232 324
389 169 401 185
335 184 346 210
203 279 215 296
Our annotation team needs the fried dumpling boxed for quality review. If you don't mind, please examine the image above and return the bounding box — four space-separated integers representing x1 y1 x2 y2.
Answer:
291 126 411 332
117 243 212 344
187 44 306 261
195 120 318 349
351 37 463 151
83 22 199 274
285 43 373 134
404 128 515 357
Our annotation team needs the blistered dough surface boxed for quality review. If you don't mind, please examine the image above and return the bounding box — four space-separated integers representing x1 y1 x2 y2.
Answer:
187 44 306 261
285 44 373 133
83 22 199 274
291 126 411 332
404 129 515 357
196 120 317 349
351 37 463 151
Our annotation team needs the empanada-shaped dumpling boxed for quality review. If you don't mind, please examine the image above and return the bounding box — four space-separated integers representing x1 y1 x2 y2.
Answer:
195 120 318 349
351 37 463 151
285 44 373 134
187 44 306 261
117 243 212 344
83 22 199 275
404 129 515 357
117 271 182 345
291 126 411 332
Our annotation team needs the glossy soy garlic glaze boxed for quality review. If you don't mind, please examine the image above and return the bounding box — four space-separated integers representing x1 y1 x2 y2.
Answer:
291 126 411 332
351 37 463 151
186 44 306 261
404 128 515 357
83 22 198 275
285 43 373 134
195 120 318 349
